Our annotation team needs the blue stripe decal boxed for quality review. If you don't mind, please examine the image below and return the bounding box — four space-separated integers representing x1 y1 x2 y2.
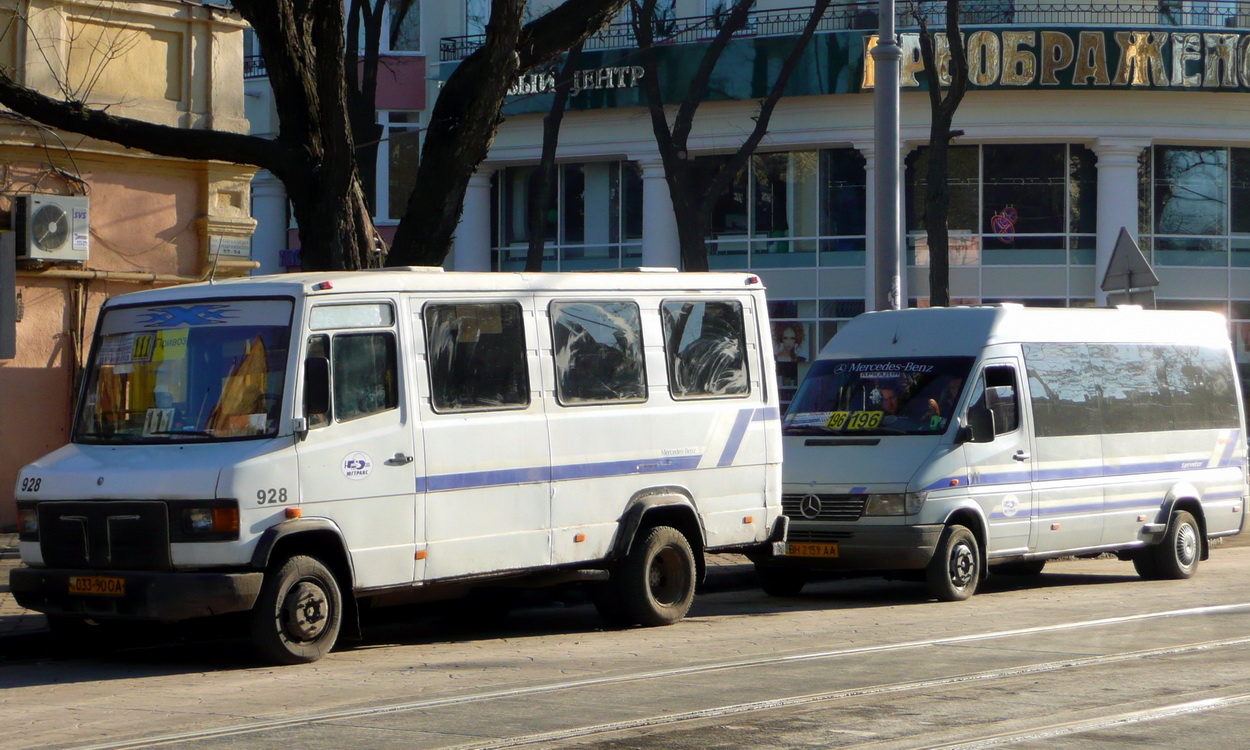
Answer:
427 465 552 492
718 409 757 467
553 454 702 481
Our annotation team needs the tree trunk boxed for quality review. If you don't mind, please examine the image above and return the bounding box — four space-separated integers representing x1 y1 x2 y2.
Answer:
916 1 969 307
526 43 583 272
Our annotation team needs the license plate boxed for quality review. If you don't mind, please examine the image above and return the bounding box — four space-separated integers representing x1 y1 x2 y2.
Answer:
786 542 839 558
68 576 125 596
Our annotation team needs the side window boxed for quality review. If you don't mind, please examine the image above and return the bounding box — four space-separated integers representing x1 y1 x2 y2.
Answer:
968 365 1019 437
425 302 530 412
1024 343 1100 437
983 366 1019 435
333 333 399 421
661 299 749 399
551 301 646 405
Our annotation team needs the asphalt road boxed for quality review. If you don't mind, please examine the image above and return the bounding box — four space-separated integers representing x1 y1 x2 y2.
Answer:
3 542 1250 749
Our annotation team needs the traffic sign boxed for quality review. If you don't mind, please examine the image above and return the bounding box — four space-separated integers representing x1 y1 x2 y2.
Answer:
1100 227 1159 292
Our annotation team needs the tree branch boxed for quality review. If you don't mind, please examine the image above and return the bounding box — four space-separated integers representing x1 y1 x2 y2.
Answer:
0 68 298 176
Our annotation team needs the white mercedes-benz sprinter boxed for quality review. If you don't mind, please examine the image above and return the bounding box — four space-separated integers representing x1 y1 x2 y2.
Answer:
11 268 783 662
763 305 1247 600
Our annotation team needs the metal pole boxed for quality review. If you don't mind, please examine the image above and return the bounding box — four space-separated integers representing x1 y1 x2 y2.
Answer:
872 0 902 310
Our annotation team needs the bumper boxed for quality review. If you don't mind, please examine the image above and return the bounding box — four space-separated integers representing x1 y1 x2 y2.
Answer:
774 523 945 571
9 567 264 622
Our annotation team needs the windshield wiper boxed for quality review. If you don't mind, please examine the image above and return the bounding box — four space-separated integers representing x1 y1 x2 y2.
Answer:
75 432 124 441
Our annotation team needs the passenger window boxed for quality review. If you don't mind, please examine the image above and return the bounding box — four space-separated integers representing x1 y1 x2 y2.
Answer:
551 301 647 405
303 332 398 426
661 299 749 399
333 333 398 421
425 302 530 412
970 366 1019 436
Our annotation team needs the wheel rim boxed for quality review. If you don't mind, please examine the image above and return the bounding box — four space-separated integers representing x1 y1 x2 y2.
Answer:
281 579 330 642
648 546 687 606
1175 522 1199 568
949 542 976 589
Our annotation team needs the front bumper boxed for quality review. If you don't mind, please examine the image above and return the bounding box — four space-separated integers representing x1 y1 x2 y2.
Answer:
773 523 945 571
9 567 263 622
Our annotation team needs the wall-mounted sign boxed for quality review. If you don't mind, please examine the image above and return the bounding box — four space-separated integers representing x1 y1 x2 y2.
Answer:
508 65 646 97
863 29 1250 90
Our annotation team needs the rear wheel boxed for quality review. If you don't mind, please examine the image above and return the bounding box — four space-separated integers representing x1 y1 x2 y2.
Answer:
755 564 806 597
250 555 342 664
1151 510 1201 580
926 525 980 601
615 526 696 627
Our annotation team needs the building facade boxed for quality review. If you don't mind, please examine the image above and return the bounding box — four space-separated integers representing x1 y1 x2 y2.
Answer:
427 0 1250 409
0 0 254 527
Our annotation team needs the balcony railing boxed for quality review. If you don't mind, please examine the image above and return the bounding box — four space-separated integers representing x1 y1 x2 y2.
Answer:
244 55 268 79
440 1 1250 62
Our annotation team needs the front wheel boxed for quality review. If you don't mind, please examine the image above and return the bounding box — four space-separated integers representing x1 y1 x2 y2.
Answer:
615 526 697 627
1151 510 1201 580
926 525 980 601
250 555 343 664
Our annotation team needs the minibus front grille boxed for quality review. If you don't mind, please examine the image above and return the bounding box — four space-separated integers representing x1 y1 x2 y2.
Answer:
37 501 172 571
782 493 867 522
787 529 855 543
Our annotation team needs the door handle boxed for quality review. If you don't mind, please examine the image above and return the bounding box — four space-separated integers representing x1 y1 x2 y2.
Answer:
386 453 415 466
1013 450 1030 461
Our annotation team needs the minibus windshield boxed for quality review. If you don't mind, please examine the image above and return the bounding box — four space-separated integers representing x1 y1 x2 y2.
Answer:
74 299 293 444
783 356 976 436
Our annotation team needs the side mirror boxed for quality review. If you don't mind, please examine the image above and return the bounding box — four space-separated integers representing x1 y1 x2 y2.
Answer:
304 356 331 419
961 404 996 444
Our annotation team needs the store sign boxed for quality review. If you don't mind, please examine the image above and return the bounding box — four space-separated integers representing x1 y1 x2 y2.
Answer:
864 29 1250 90
508 64 646 97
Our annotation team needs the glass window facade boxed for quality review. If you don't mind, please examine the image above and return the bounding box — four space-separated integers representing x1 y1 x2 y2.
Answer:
493 161 643 271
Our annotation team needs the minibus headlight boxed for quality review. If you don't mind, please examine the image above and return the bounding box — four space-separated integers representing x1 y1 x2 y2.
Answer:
863 492 927 516
864 494 906 516
18 507 39 541
179 505 239 540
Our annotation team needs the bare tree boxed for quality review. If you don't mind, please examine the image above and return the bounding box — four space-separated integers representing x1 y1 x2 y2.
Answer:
0 0 628 271
632 0 832 272
525 42 583 272
914 0 968 307
388 0 631 267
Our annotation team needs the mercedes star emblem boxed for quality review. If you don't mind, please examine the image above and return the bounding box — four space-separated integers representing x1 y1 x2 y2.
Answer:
800 494 822 519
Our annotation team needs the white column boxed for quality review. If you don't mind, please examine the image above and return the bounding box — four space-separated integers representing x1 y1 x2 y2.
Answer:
249 170 288 275
1093 139 1149 306
452 170 493 271
639 158 681 269
857 144 879 310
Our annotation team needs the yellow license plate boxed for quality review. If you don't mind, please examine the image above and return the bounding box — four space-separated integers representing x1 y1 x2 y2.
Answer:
68 576 125 596
786 542 840 558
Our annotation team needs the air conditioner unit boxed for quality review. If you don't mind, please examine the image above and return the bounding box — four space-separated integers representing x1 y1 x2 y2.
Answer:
12 194 90 263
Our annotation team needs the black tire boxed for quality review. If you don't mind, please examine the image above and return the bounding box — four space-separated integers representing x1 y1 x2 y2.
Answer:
615 526 696 627
1151 510 1201 580
993 559 1046 576
926 525 980 601
755 564 806 597
250 555 343 664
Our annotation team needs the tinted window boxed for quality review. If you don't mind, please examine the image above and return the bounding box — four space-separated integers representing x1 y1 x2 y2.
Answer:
426 302 529 412
551 301 646 405
1024 342 1238 436
661 300 749 399
333 333 399 422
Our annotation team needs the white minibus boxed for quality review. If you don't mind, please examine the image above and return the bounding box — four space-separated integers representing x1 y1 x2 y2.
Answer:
763 305 1247 600
11 268 783 662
